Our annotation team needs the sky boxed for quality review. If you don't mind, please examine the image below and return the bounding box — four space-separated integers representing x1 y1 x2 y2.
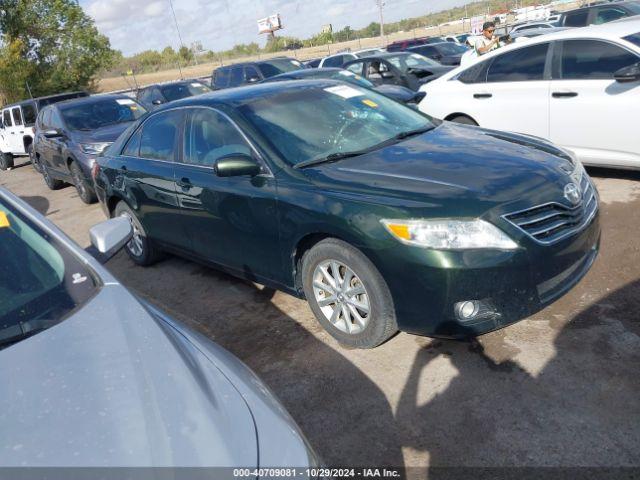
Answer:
79 0 471 56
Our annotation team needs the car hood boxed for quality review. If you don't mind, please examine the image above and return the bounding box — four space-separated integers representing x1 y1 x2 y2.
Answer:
0 285 258 467
71 122 134 144
373 84 417 102
302 122 578 217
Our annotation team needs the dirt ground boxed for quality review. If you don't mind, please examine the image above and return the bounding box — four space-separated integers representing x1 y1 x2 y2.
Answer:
2 157 639 475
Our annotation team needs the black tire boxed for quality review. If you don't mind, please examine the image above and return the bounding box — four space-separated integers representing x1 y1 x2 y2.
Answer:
449 115 478 126
41 163 64 190
114 201 163 266
69 161 97 204
28 144 41 173
301 238 398 349
0 152 14 171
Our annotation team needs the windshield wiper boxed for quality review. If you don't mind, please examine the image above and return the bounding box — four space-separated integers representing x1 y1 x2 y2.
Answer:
393 126 435 140
294 150 370 169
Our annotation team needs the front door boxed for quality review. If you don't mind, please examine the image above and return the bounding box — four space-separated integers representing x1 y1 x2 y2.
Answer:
549 39 640 167
118 109 186 249
173 107 282 284
10 108 26 154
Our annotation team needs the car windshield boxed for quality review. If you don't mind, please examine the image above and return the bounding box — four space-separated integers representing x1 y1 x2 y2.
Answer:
238 84 435 166
60 98 147 131
258 59 304 78
160 82 211 102
0 196 98 350
387 53 441 71
625 1 640 13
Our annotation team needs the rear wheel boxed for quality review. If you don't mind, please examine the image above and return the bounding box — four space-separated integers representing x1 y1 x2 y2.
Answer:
42 163 64 190
449 115 478 126
0 152 14 171
302 238 398 349
114 201 163 266
70 161 97 204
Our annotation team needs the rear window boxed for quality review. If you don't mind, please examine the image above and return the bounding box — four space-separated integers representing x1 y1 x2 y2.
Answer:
257 59 304 78
563 10 589 26
160 82 211 102
0 197 98 350
22 104 37 126
214 68 231 88
624 32 640 48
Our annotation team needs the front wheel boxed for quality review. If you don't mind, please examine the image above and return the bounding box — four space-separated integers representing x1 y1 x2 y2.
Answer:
0 152 14 171
70 161 97 204
42 163 64 190
302 238 398 349
114 201 163 266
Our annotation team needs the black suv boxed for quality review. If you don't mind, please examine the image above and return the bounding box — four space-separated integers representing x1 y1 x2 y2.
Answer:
33 95 146 204
211 57 304 90
136 80 211 111
557 0 640 26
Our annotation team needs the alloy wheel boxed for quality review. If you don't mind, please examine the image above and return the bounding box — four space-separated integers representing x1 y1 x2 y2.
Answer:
312 259 370 334
119 211 144 257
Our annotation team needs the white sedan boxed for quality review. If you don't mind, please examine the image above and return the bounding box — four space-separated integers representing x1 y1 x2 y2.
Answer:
418 19 640 169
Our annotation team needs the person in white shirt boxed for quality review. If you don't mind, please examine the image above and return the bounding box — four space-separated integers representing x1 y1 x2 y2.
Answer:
475 21 501 56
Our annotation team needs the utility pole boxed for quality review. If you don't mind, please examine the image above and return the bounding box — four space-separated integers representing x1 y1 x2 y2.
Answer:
168 0 185 78
376 0 386 46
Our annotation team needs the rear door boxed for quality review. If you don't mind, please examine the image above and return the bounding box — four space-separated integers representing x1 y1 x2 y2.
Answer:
47 109 67 174
118 110 186 249
549 39 640 167
10 108 26 154
0 109 13 153
173 107 282 283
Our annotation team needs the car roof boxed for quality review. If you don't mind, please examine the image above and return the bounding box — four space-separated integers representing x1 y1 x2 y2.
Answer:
52 94 135 110
269 67 343 79
143 80 206 89
2 91 87 109
564 0 638 12
155 79 344 109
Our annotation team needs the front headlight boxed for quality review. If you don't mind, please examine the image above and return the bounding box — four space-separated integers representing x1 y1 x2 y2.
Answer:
381 219 518 250
80 142 111 155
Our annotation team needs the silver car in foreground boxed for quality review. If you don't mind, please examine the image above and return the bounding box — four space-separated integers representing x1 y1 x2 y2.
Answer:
0 187 318 473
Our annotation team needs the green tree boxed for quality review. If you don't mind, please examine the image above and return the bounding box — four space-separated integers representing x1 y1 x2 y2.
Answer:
0 0 114 103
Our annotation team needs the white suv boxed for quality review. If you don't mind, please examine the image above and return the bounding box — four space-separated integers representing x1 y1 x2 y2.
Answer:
418 19 640 169
1 92 88 171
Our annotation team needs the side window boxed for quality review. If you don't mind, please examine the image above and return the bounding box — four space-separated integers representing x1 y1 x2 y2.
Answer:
486 43 549 82
183 109 251 167
324 55 346 68
49 109 64 130
563 10 588 27
3 110 13 127
229 66 245 87
137 88 151 103
122 127 142 157
139 110 183 162
214 68 230 88
39 108 51 129
244 66 261 82
560 40 639 80
12 108 23 126
22 104 37 126
457 60 490 84
594 7 628 24
346 62 364 75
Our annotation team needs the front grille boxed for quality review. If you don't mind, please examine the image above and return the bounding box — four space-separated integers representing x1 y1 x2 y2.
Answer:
503 174 598 245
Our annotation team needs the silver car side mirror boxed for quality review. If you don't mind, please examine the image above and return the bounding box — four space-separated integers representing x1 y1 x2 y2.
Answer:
89 217 133 262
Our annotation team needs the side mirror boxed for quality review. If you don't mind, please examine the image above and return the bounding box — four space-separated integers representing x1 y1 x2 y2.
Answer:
43 129 63 138
614 63 640 83
215 154 261 178
88 217 133 263
247 76 260 84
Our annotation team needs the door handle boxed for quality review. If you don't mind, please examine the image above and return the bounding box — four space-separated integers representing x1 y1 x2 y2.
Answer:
177 177 192 190
473 93 492 99
552 91 578 98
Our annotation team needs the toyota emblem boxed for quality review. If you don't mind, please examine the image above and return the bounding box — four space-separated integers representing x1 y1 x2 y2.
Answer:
564 183 581 206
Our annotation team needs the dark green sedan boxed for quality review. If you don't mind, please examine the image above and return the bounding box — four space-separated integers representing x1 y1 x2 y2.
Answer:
94 80 600 348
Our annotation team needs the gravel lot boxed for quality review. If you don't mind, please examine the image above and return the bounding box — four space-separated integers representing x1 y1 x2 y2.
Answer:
2 157 640 474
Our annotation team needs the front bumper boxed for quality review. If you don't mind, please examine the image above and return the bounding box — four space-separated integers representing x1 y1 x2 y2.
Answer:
370 210 600 338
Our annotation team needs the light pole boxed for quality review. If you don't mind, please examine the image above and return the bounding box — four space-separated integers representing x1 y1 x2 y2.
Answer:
376 0 386 45
168 0 185 78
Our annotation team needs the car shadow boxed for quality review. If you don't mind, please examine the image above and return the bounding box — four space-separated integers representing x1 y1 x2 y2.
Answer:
18 195 50 215
395 279 640 474
105 252 405 467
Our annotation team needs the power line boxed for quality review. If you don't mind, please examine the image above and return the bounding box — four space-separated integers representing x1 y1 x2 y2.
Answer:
168 0 185 79
376 0 386 45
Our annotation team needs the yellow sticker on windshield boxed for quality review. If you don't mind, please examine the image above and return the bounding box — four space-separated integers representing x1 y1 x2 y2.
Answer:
0 211 10 228
362 99 378 108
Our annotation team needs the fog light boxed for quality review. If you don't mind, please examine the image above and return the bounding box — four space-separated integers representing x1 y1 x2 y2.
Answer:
455 300 480 321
